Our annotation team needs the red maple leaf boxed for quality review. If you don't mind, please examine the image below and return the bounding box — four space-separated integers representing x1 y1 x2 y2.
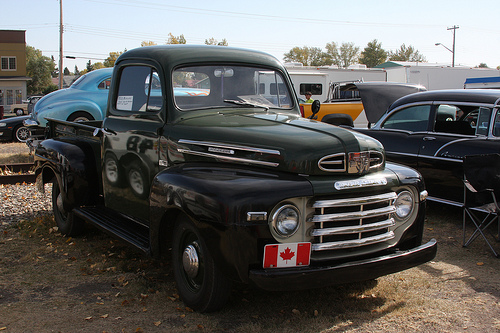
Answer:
280 247 295 262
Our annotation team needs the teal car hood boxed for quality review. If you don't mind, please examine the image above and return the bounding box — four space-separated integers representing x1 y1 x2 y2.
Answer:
169 111 385 176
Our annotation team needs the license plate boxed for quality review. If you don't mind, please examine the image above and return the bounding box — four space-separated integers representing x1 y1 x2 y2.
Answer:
263 242 311 268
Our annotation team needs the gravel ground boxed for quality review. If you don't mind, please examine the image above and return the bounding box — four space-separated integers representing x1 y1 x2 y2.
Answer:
0 183 52 228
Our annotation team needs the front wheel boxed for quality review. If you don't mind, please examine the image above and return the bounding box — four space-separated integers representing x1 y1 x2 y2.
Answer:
52 181 85 236
67 111 94 122
172 215 231 312
14 125 30 142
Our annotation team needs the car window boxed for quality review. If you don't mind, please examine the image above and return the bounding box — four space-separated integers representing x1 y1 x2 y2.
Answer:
98 78 111 90
381 105 431 132
434 104 476 135
115 66 163 112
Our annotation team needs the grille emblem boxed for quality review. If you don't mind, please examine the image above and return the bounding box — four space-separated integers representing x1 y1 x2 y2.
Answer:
348 152 370 174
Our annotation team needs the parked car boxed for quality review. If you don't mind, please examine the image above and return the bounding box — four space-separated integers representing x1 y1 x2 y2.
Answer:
0 115 31 142
24 68 113 139
354 89 500 206
10 95 43 116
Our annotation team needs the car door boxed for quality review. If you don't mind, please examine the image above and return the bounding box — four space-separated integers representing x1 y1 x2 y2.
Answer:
416 104 493 204
361 104 433 171
101 64 164 222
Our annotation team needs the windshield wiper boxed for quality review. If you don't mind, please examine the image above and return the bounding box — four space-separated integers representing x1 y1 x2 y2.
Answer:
224 99 269 111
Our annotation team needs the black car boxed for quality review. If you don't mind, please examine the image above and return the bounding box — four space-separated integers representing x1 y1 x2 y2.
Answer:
0 115 31 142
355 89 500 206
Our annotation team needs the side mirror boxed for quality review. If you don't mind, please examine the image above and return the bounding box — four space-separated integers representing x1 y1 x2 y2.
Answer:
309 100 321 119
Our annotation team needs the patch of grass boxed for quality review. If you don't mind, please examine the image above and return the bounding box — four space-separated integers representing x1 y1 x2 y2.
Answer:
0 152 33 164
0 142 33 164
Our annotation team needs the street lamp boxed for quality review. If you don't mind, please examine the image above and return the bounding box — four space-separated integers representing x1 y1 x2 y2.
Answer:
435 25 459 67
435 43 454 67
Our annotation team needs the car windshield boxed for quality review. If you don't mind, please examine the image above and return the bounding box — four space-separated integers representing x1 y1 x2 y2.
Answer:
173 65 295 112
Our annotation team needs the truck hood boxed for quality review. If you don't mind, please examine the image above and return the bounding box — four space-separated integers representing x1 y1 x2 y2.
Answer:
170 111 385 176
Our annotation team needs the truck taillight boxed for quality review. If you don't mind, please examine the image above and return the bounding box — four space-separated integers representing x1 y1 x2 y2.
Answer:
300 105 304 117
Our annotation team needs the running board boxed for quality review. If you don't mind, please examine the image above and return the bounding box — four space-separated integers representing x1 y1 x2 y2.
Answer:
73 206 150 253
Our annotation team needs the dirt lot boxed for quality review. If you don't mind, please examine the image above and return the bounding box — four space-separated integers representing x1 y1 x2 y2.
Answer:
1 143 500 332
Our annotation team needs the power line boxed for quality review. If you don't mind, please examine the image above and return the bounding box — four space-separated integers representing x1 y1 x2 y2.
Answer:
84 0 444 29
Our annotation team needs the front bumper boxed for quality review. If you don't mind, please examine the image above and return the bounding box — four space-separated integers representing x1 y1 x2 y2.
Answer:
23 119 46 144
249 238 437 291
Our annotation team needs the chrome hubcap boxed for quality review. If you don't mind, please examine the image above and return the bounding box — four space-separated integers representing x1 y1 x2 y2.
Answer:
182 244 199 279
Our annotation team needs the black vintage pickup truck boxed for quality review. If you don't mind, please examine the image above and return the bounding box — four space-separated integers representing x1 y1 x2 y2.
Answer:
33 45 436 312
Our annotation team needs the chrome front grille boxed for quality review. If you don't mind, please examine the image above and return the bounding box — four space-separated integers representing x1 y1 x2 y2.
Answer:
309 192 397 252
318 153 345 172
318 151 384 174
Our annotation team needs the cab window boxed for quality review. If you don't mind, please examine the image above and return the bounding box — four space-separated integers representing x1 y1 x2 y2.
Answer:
115 66 163 112
381 105 431 132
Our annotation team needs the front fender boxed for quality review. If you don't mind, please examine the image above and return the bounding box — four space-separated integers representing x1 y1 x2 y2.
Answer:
36 101 105 126
149 163 314 283
35 138 101 208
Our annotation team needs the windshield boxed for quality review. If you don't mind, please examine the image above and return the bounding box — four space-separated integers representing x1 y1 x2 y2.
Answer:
173 65 294 111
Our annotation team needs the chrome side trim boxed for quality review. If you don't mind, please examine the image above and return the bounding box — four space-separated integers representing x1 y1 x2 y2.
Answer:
310 218 395 237
178 139 281 156
177 149 279 167
434 138 472 157
311 231 395 251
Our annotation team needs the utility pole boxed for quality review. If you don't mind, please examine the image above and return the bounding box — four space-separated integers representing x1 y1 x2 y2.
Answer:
59 0 63 89
447 25 459 67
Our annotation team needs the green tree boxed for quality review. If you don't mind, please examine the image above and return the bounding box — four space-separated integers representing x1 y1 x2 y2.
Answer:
477 63 488 68
141 40 157 47
389 44 426 62
74 65 80 75
104 51 125 67
325 42 360 68
283 46 330 66
359 39 388 68
205 38 228 46
63 67 70 75
26 45 56 94
166 33 186 44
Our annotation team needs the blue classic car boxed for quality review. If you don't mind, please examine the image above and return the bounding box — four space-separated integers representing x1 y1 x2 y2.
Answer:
24 68 113 138
354 89 500 206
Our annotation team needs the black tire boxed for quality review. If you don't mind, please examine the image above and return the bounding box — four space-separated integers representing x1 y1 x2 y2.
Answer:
52 182 85 236
67 111 94 122
14 125 30 142
172 215 231 312
127 160 149 198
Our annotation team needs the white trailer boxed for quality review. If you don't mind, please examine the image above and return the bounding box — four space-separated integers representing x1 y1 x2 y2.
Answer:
379 62 500 90
464 76 500 89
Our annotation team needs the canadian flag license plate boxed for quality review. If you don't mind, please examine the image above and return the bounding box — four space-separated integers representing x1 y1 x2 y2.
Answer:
263 242 311 268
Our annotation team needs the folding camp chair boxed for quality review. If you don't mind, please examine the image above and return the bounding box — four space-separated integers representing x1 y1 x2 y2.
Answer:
462 154 500 257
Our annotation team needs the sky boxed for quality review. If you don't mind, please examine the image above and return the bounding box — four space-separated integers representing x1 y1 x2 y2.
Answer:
2 0 499 71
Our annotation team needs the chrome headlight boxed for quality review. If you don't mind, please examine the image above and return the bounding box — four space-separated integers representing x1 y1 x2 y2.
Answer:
394 190 414 222
0 123 6 127
271 204 300 238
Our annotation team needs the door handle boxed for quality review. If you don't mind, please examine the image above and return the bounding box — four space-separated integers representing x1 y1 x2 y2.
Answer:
93 127 117 136
423 136 436 141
